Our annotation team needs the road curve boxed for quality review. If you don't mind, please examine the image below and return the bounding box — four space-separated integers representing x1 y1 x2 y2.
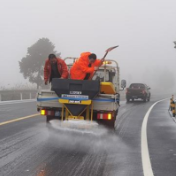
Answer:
0 97 175 176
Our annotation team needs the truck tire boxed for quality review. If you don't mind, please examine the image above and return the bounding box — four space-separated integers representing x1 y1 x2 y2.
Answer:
115 110 118 117
97 119 115 130
46 116 55 123
108 119 116 129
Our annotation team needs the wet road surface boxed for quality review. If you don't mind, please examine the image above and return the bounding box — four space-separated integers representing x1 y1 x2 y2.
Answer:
0 97 175 176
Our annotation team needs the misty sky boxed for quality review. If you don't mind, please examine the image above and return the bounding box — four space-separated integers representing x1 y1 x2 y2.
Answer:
0 0 176 88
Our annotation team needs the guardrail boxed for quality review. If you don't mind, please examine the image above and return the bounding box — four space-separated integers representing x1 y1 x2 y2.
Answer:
0 90 37 101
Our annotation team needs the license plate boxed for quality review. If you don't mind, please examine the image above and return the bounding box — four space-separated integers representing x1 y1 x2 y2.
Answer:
68 116 84 120
69 100 81 104
55 111 60 116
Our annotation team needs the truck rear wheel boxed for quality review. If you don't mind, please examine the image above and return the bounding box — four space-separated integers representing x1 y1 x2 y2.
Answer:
46 116 55 123
108 119 116 129
97 119 115 130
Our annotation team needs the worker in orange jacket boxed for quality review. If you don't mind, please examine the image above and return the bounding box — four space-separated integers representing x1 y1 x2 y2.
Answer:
44 54 68 85
70 52 103 80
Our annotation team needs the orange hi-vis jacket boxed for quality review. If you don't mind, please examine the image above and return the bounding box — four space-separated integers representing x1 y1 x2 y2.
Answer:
70 52 102 80
44 58 68 82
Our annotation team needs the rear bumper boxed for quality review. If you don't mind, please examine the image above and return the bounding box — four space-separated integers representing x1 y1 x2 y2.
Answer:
40 109 117 121
126 94 146 99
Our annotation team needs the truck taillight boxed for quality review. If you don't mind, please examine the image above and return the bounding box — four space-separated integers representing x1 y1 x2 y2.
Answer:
41 110 46 115
40 110 56 116
108 114 112 120
97 113 112 120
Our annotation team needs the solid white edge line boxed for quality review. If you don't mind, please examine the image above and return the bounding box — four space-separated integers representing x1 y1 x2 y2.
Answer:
141 99 167 176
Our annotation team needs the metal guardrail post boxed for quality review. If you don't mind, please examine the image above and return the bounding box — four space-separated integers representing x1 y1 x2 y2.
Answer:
30 93 32 99
20 93 23 100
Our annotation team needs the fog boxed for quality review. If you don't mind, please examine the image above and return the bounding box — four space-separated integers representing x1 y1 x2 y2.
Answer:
0 0 176 92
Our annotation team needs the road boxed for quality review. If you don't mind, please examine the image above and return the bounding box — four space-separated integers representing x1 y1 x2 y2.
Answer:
0 96 176 176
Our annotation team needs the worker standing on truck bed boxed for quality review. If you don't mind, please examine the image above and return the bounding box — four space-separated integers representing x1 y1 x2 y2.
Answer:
70 52 103 80
44 54 68 85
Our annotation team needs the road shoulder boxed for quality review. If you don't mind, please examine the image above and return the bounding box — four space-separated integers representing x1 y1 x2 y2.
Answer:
148 100 176 176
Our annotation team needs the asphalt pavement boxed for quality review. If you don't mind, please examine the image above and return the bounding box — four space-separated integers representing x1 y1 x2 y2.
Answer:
0 96 175 176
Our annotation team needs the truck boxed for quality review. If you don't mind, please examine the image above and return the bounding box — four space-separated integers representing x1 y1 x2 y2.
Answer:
37 58 125 129
126 83 151 102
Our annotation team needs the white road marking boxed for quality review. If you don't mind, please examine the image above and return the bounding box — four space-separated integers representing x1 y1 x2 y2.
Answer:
0 113 40 126
141 99 167 176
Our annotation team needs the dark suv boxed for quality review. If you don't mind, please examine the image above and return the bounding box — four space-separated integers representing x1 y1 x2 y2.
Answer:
126 83 151 102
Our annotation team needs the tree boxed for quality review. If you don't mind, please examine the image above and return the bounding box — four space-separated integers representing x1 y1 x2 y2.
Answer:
19 38 59 88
